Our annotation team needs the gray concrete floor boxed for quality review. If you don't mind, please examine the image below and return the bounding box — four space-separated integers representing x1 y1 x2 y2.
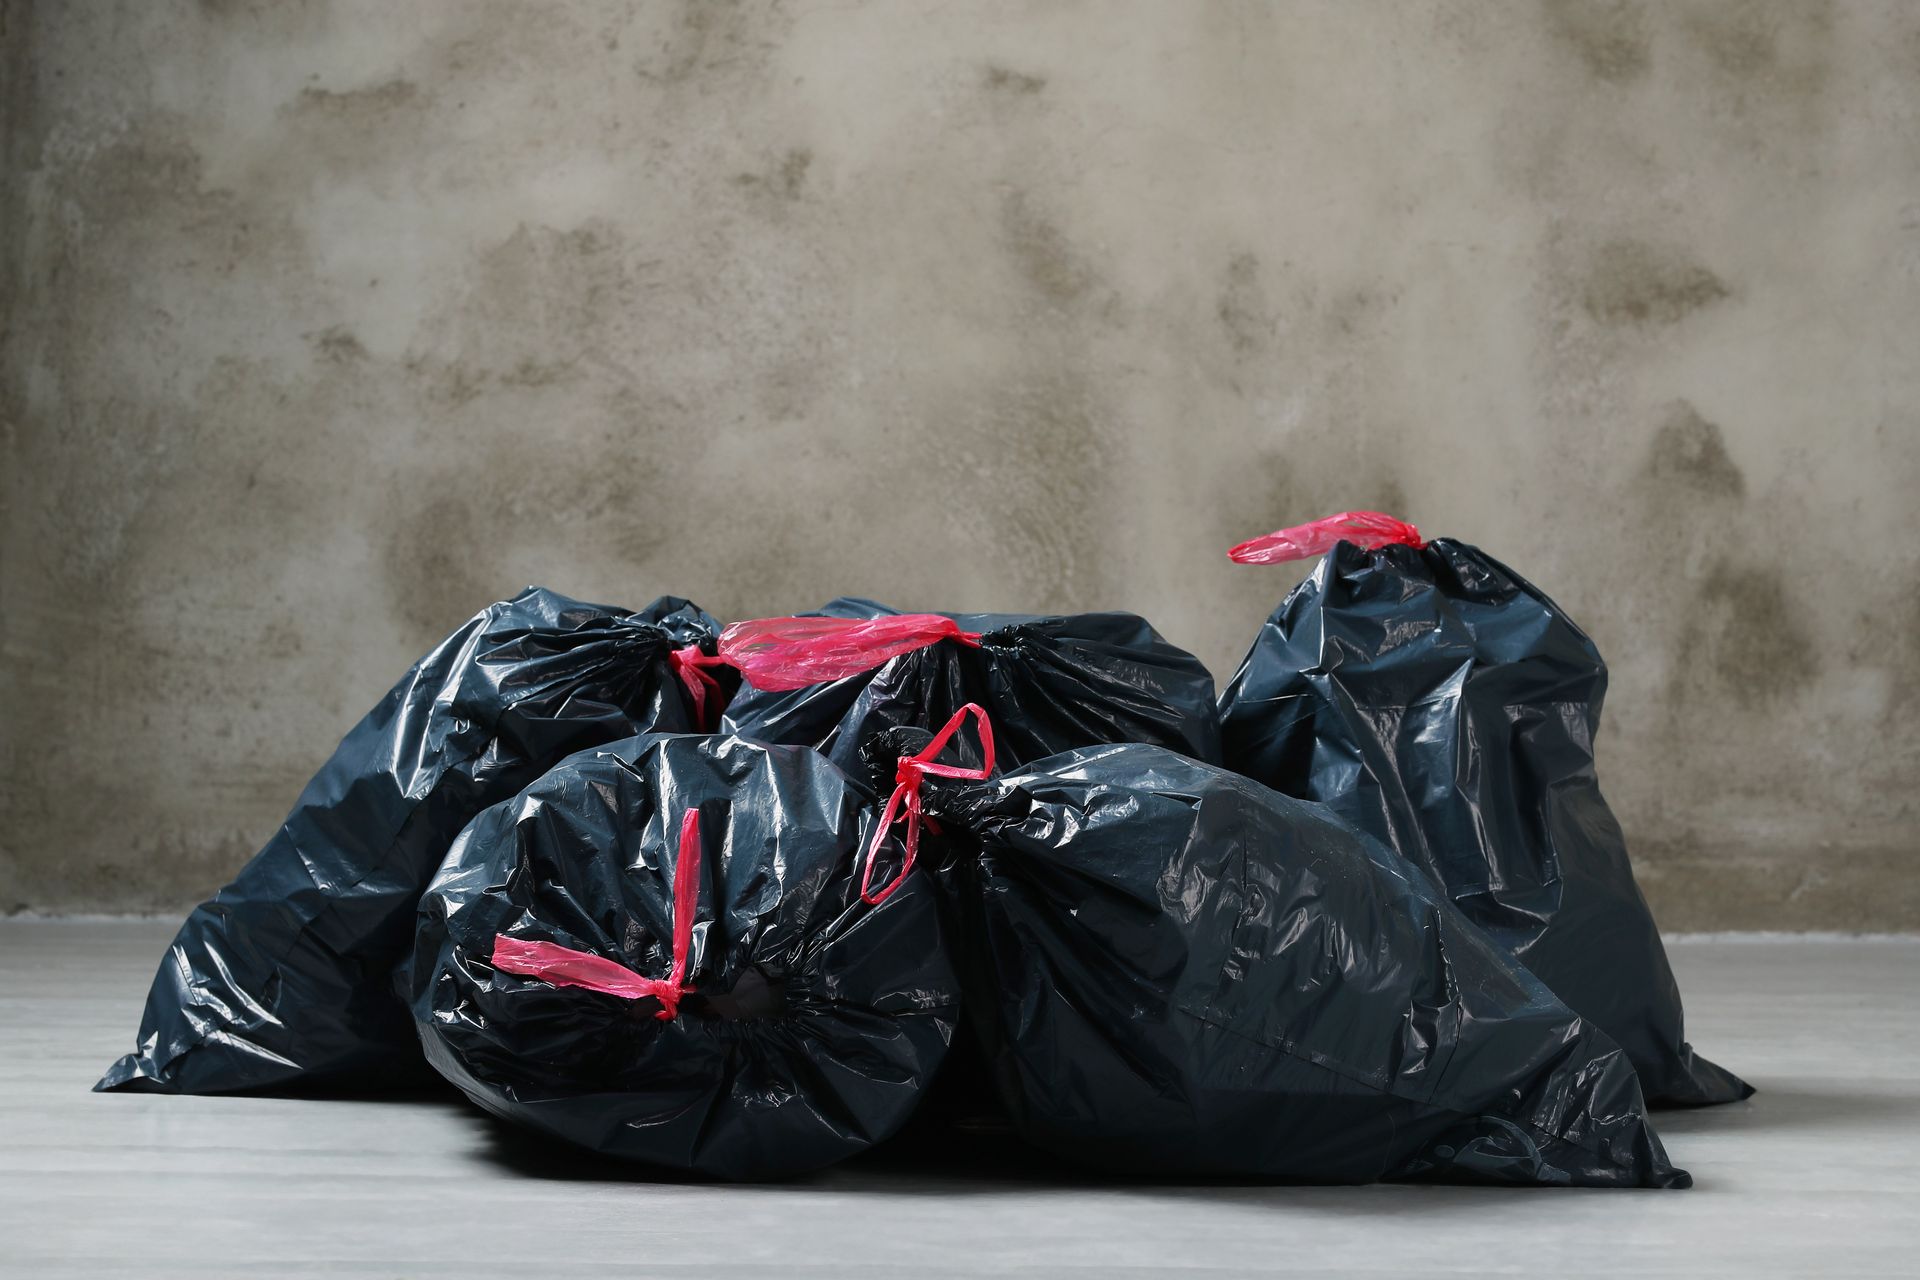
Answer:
3 922 1916 1278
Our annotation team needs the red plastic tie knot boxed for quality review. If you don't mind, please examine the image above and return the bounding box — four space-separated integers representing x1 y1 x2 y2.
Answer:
860 703 995 906
717 614 985 692
670 645 731 732
489 807 704 1021
1227 511 1425 565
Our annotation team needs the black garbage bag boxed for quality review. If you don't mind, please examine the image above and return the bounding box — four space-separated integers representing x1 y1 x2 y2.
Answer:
876 716 1688 1188
408 732 959 1179
1217 512 1750 1107
716 603 1223 1141
98 589 728 1095
719 600 1223 775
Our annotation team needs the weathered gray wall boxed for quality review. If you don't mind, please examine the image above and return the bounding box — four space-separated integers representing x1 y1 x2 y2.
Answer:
3 1 1916 927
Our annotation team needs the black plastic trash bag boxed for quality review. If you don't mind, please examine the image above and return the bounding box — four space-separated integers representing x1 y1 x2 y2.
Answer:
714 600 1224 1140
1218 512 1750 1107
98 589 727 1095
719 599 1223 775
879 718 1688 1188
408 732 959 1179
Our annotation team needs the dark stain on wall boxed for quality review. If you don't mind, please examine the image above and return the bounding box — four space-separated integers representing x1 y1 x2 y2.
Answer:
775 147 812 198
1671 559 1817 709
1892 581 1920 715
633 0 783 87
196 0 324 18
1643 401 1745 498
1217 252 1276 355
1540 0 1652 84
497 356 575 388
999 189 1097 307
1 0 40 177
1670 0 1838 143
406 358 486 406
1680 0 1833 86
16 117 307 600
735 147 812 201
756 353 825 422
983 64 1047 95
291 78 422 118
1581 239 1731 327
32 114 304 323
308 325 367 364
379 491 506 640
638 1 727 84
1325 285 1398 337
63 119 225 217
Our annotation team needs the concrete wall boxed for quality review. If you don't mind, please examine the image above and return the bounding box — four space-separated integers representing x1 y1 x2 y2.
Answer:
3 0 1916 927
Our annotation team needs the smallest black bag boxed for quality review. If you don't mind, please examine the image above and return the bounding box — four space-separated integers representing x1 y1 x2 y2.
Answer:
409 732 960 1180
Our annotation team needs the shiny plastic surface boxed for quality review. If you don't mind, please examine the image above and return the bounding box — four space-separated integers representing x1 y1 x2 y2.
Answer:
722 598 1223 775
409 733 959 1180
1219 537 1750 1107
918 741 1690 1188
97 590 721 1095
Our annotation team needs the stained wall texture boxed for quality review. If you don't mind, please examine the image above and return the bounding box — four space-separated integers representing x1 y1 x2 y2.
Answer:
3 1 1917 927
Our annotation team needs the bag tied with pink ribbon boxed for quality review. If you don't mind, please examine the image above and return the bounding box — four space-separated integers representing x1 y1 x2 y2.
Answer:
407 729 962 1179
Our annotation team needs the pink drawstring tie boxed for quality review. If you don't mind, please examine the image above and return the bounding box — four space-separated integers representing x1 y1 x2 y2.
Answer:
718 614 984 692
490 807 705 1020
669 646 731 732
1228 511 1425 564
860 704 996 906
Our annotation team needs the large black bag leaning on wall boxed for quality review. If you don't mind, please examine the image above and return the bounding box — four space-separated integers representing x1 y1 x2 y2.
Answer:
885 727 1688 1188
719 599 1223 775
1217 512 1750 1107
409 732 959 1179
98 590 726 1096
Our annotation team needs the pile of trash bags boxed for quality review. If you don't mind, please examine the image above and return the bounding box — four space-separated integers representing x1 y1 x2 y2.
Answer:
100 513 1746 1188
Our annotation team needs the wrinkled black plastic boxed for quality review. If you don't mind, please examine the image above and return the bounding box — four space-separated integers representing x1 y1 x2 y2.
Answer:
723 598 1223 774
410 733 958 1179
912 738 1688 1187
1219 539 1750 1107
98 590 722 1095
